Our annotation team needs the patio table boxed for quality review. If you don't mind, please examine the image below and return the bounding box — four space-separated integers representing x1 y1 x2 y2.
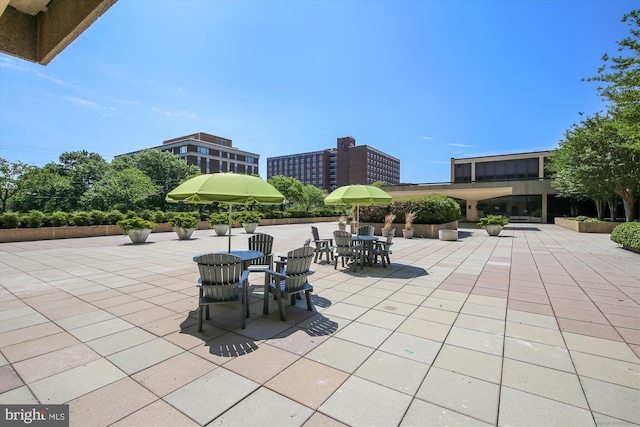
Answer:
214 250 263 271
352 235 379 266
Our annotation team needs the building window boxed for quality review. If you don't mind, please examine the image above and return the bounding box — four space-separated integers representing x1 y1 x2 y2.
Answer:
455 163 472 182
179 146 187 154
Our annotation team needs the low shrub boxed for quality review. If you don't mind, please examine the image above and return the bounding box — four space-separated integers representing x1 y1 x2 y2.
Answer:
568 216 604 223
1 212 22 228
106 210 125 225
71 211 93 226
168 212 200 228
477 215 510 227
610 222 640 251
360 196 461 225
49 211 69 227
116 217 157 234
208 212 229 225
153 210 167 223
89 210 108 225
235 211 263 223
140 210 154 221
27 210 46 228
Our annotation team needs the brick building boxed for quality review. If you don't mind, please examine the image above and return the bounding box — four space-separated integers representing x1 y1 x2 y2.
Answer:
120 132 260 176
267 136 400 191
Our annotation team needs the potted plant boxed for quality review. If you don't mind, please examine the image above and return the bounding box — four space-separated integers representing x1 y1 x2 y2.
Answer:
168 212 200 240
402 211 417 239
117 217 157 244
208 213 230 236
381 213 396 237
338 216 347 231
477 215 509 236
235 211 263 234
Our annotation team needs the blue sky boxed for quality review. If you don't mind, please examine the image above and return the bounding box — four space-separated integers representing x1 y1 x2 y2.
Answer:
0 0 636 183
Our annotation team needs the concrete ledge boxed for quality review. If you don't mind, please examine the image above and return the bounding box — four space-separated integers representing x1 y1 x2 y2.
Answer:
358 221 459 239
0 217 338 243
554 217 621 233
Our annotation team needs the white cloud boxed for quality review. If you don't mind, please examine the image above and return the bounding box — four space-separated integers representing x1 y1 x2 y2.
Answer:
64 96 116 112
421 136 434 140
152 107 197 119
446 143 475 148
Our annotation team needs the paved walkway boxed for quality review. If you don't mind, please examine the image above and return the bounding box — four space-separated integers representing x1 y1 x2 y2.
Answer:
0 222 638 426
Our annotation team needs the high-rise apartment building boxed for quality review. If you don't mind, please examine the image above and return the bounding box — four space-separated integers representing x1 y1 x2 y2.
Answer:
266 136 400 191
120 132 260 175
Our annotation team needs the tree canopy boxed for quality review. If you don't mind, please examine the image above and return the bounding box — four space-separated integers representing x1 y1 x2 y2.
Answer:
550 8 639 221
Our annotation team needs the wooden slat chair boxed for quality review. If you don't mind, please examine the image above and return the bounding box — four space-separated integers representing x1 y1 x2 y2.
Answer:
372 229 395 268
275 238 311 273
311 226 334 264
247 234 274 287
193 253 250 330
263 246 315 321
357 225 375 236
333 230 363 271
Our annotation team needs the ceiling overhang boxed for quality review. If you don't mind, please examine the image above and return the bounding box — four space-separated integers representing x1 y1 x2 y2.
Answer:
0 0 117 65
385 186 513 201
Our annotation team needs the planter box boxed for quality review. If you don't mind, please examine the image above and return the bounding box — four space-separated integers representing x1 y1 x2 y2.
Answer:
554 217 621 233
0 217 336 243
359 221 458 239
439 229 458 241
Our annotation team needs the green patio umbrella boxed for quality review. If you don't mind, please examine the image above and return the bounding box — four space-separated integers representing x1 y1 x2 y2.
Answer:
166 173 285 251
324 185 393 229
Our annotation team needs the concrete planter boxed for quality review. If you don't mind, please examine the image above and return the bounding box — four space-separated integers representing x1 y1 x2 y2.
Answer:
439 229 458 241
358 221 458 239
484 224 503 236
243 223 258 234
402 229 414 239
554 217 621 233
211 224 229 236
127 228 152 244
174 227 195 240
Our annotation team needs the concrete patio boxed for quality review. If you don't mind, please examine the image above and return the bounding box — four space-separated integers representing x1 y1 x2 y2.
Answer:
0 222 638 426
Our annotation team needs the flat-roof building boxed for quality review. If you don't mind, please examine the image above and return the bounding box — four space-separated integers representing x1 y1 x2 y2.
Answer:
386 150 564 223
267 136 400 191
119 132 260 176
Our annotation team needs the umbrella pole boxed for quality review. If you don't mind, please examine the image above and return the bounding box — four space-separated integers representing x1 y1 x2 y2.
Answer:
228 205 232 252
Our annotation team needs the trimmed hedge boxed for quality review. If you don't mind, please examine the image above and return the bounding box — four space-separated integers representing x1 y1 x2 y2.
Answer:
610 222 640 251
360 196 461 225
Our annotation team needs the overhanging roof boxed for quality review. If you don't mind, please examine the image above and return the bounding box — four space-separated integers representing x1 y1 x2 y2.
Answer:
0 0 117 65
385 185 513 201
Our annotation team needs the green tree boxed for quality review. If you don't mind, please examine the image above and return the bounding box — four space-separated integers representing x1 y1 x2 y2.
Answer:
585 9 640 128
80 167 158 212
299 184 326 211
129 149 200 210
0 158 28 212
549 113 638 221
268 175 304 205
12 164 74 212
57 151 108 211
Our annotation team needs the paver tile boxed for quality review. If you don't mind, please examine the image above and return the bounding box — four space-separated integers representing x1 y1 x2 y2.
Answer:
416 366 499 424
111 399 199 427
265 358 348 409
498 386 595 427
68 377 157 426
354 349 429 395
209 386 314 426
306 337 374 373
224 341 296 384
401 399 492 427
320 376 412 427
164 368 259 425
